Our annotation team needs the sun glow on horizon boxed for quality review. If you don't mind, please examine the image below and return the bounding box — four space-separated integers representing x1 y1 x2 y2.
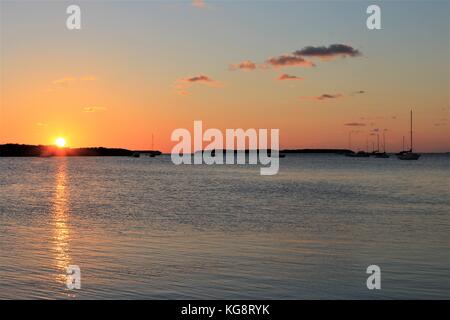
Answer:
55 137 67 148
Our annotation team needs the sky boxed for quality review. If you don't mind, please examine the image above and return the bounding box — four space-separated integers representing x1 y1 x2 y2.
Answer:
1 0 449 152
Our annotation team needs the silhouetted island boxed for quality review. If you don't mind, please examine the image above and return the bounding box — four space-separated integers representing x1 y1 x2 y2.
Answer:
194 148 352 155
0 145 355 157
0 144 162 157
280 149 352 154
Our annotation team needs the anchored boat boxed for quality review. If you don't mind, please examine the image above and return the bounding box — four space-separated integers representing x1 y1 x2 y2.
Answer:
397 110 420 160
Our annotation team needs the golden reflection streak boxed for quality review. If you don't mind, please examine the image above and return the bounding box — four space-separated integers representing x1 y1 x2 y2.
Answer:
52 159 71 286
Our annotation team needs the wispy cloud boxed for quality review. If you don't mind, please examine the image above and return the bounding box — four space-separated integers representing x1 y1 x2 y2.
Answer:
266 55 315 68
278 74 303 81
344 122 366 127
229 60 257 71
52 76 76 87
83 106 107 113
177 90 190 96
175 74 221 95
184 75 214 83
434 118 449 127
316 93 343 100
300 93 343 101
299 89 367 102
52 75 96 87
294 44 361 60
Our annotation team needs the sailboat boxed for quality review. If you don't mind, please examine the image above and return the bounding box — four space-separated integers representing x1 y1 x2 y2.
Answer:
397 110 420 160
375 130 389 158
345 133 370 157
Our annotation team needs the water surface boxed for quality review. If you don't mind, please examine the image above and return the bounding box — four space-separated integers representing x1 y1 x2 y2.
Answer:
0 154 449 299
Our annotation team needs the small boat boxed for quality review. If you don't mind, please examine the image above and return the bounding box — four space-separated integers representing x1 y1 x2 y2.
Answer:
397 110 420 160
132 152 140 158
371 132 390 158
397 151 420 160
375 131 390 158
346 151 370 157
374 152 389 158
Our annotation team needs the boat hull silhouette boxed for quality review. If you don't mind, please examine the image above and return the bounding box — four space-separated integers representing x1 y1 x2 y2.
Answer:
397 152 420 160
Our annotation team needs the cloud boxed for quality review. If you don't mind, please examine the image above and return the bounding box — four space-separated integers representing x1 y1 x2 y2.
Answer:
344 122 366 127
185 75 214 83
83 106 107 113
300 90 367 101
316 93 343 100
434 118 448 127
52 75 96 87
52 76 76 87
266 55 315 68
231 43 360 74
175 74 221 95
192 0 205 8
299 93 343 101
36 122 47 127
278 74 303 81
229 60 257 71
294 44 361 60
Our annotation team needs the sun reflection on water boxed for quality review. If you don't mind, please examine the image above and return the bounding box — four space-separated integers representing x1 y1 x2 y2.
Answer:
52 159 72 292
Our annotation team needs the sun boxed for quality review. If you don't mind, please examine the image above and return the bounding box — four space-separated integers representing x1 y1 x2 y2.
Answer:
55 137 67 148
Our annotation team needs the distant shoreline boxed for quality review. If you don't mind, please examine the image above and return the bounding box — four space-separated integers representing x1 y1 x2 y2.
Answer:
0 144 161 157
1 144 448 157
0 145 353 157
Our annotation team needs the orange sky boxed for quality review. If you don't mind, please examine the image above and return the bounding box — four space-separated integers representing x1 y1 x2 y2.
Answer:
1 1 449 152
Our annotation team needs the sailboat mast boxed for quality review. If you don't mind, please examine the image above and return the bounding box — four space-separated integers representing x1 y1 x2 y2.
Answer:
377 134 380 152
410 110 413 152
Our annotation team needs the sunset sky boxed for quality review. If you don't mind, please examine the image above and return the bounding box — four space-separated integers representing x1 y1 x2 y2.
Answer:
1 0 449 152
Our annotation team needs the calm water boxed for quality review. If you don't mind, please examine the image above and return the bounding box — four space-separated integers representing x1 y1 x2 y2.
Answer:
0 154 449 299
